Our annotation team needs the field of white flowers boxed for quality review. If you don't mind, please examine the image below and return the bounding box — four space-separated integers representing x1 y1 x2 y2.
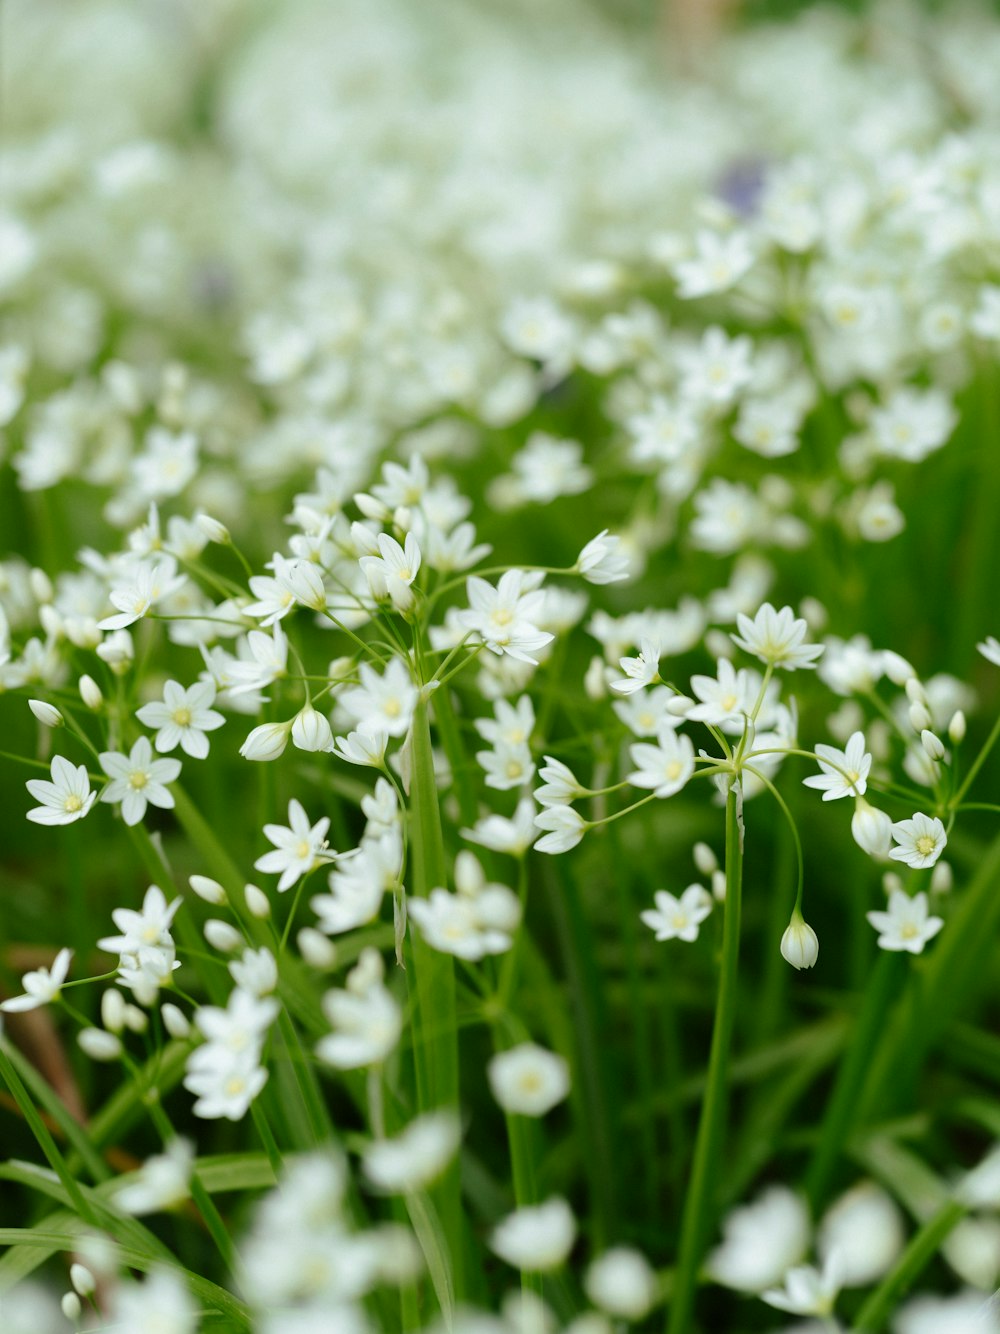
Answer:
3 0 1000 1330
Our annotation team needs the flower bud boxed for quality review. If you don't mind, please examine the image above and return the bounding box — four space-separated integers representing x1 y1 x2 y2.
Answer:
70 1263 95 1296
28 699 63 728
393 505 413 532
693 841 718 876
584 655 607 701
240 720 292 761
780 912 819 970
122 1004 147 1033
948 710 966 744
931 860 953 894
882 871 905 897
851 797 892 860
298 927 338 969
101 988 127 1033
96 628 135 673
204 919 243 953
291 703 333 752
349 520 381 556
905 676 927 704
711 868 727 901
882 651 915 687
39 604 63 638
29 568 53 604
908 700 932 732
161 1002 191 1039
188 874 227 905
920 729 945 760
705 628 734 661
78 1028 122 1061
354 493 391 522
194 512 230 544
244 882 271 919
79 674 104 710
61 1292 82 1322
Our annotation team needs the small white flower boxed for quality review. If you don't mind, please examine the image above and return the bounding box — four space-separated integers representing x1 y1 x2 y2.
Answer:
852 798 893 860
340 659 418 738
114 1139 193 1215
640 885 712 943
25 755 96 826
610 638 661 695
317 949 402 1070
732 603 823 671
1 947 73 1012
977 636 1000 668
240 720 293 762
802 731 871 802
575 530 629 585
462 796 537 856
332 729 388 768
708 1186 809 1293
135 680 225 759
490 1197 577 1272
99 737 181 826
535 756 586 807
488 1043 570 1117
459 569 554 664
254 799 332 892
533 805 587 854
359 533 422 614
867 889 944 954
584 1247 658 1320
362 1111 461 1193
627 730 695 798
762 1254 841 1317
889 812 947 869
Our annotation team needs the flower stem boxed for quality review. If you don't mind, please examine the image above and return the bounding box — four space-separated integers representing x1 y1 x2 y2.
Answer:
405 693 464 1308
853 1199 965 1332
667 779 743 1334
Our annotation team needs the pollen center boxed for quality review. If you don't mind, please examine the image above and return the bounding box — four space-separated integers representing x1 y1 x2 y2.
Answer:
915 835 936 856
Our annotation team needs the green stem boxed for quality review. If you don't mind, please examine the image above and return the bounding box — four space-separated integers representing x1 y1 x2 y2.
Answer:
853 1200 965 1332
405 694 463 1308
667 780 743 1334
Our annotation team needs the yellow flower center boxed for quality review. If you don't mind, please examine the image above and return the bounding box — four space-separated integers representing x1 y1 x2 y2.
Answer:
129 771 149 789
915 835 936 857
64 793 83 812
172 706 192 727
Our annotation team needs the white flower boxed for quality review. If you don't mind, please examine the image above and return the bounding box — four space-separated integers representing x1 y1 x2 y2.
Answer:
228 947 278 997
114 1139 193 1215
340 659 418 738
679 326 753 405
462 796 537 856
408 875 520 959
762 1255 841 1317
977 636 1000 668
610 638 661 695
194 988 279 1053
867 889 944 954
674 229 754 299
240 720 293 761
488 1044 570 1117
459 569 554 664
476 739 534 791
317 949 402 1070
533 805 587 854
640 885 712 943
889 812 947 869
687 658 756 731
135 680 225 758
627 730 695 798
732 603 823 670
535 756 586 807
490 1198 577 1272
870 387 956 463
98 884 182 957
707 1186 810 1292
332 729 388 768
780 913 819 970
584 1247 658 1319
1 947 73 1012
184 1045 269 1121
106 1269 197 1334
255 799 332 892
25 755 96 826
99 737 181 826
802 731 871 801
98 556 186 631
291 703 334 752
575 530 629 585
359 533 422 613
818 1182 904 1287
362 1111 461 1193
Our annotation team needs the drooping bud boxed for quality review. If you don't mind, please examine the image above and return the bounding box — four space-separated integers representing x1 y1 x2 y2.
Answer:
780 911 819 970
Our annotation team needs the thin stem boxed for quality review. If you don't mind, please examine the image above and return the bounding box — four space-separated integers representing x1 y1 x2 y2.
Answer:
853 1200 965 1332
667 779 744 1334
951 709 1000 807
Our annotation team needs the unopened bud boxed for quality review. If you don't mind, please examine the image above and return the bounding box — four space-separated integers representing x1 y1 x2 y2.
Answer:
194 512 230 544
908 700 932 732
70 1263 95 1296
393 505 413 532
29 568 53 604
188 874 227 905
39 604 63 638
711 868 727 901
101 988 127 1033
905 677 927 705
204 919 243 953
161 1002 191 1039
298 927 338 969
240 720 292 762
78 1028 122 1061
852 797 893 860
292 703 333 753
931 860 953 894
584 655 607 701
882 871 905 897
354 493 390 523
704 629 734 660
28 699 63 728
244 882 271 919
780 912 819 970
882 651 915 687
948 710 966 744
122 1003 147 1033
79 674 104 710
693 841 718 876
61 1292 82 1321
921 729 945 760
